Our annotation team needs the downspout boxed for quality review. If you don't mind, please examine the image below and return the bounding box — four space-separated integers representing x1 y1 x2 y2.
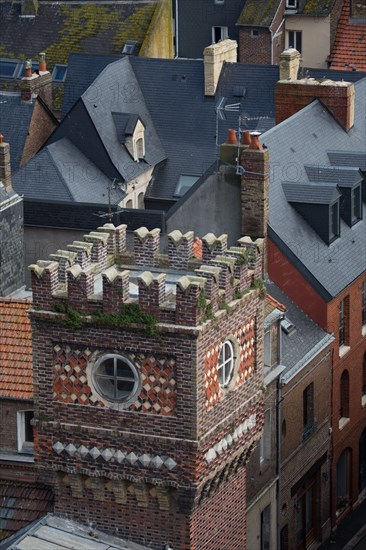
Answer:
271 18 285 65
276 314 285 550
174 0 179 58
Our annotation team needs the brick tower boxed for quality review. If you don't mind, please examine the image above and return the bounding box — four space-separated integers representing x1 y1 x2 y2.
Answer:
29 223 265 549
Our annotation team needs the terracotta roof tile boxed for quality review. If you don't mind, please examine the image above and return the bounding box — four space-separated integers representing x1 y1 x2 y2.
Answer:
328 0 366 72
0 298 33 400
0 481 53 541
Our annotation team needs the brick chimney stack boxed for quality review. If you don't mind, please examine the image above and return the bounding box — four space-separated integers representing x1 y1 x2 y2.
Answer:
21 53 53 108
0 134 12 193
275 48 355 131
204 39 237 96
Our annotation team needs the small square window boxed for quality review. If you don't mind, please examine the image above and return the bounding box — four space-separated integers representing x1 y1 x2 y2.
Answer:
214 0 225 4
174 175 199 197
52 64 68 83
286 0 298 8
122 40 138 55
0 59 21 79
251 29 259 38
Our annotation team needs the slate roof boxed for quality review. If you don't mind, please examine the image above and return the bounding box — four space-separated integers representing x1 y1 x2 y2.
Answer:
327 150 366 170
237 0 282 27
0 481 53 541
288 0 338 16
0 95 35 171
264 76 366 299
0 1 158 69
56 53 366 204
304 165 363 186
0 299 33 400
12 139 125 205
282 182 341 204
6 514 150 550
266 281 333 380
328 0 366 72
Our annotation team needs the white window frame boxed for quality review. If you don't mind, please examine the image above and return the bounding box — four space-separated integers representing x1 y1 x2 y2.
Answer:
218 340 234 387
286 30 302 53
212 26 228 44
286 0 298 8
251 29 260 38
17 410 34 454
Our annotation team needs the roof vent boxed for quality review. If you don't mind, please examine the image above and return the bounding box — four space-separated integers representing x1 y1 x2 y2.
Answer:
281 317 296 335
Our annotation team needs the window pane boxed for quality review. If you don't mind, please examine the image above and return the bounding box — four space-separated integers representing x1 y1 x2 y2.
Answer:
116 379 135 399
97 357 115 377
24 411 34 442
116 359 134 379
305 487 313 534
96 375 116 398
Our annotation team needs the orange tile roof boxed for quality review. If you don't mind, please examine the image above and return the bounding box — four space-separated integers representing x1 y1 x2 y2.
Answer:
328 0 366 72
265 293 286 317
0 298 33 400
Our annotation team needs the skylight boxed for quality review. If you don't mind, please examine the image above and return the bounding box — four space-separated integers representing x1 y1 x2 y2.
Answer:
52 65 68 83
174 175 200 198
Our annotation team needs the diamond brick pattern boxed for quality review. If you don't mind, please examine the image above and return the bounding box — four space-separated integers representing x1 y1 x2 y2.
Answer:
52 442 178 471
53 347 177 416
204 319 256 409
0 298 33 399
205 414 257 463
234 320 256 386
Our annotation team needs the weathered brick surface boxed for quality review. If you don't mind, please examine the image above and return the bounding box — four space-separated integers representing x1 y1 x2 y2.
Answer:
29 223 265 549
20 100 57 166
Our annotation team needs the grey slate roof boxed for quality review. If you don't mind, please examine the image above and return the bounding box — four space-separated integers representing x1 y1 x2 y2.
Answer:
0 183 18 204
304 165 363 187
5 513 150 550
327 150 366 169
59 54 365 202
45 56 166 188
0 1 157 68
282 182 341 204
266 281 334 381
12 139 125 205
264 77 366 299
0 94 35 170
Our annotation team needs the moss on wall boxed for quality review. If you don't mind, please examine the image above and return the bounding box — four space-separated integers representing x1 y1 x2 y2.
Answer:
140 0 174 59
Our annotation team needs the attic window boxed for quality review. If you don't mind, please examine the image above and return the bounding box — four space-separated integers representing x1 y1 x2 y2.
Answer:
286 0 298 8
251 29 259 38
0 59 21 79
351 185 362 224
52 64 68 82
329 201 340 241
122 40 138 55
174 175 200 198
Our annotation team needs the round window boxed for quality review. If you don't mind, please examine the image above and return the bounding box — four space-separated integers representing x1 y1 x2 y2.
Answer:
92 354 140 404
218 340 234 387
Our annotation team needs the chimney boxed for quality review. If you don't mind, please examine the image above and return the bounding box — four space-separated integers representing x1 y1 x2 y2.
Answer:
21 53 53 108
276 49 355 131
240 136 269 240
279 48 301 81
0 134 12 193
203 39 237 96
240 137 269 276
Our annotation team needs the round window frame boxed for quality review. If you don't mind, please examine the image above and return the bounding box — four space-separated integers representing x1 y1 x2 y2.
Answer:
218 339 237 389
91 353 140 407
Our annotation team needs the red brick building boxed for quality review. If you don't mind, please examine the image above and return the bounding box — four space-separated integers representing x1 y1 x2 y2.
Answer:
266 49 366 527
28 221 266 549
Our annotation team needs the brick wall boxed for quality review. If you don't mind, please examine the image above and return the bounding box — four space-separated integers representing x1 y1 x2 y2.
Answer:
29 222 265 549
239 28 272 64
21 100 57 166
280 348 332 547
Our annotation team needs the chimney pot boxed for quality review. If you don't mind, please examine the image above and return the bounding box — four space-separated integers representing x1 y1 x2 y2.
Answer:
249 132 263 151
24 59 32 78
39 52 46 72
241 130 251 146
226 129 238 145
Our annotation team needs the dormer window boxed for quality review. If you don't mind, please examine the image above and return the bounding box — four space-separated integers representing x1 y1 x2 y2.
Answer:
329 201 340 242
286 0 298 8
351 185 362 224
113 113 146 163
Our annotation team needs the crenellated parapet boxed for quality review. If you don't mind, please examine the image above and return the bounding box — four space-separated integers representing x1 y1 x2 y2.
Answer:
29 224 264 328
